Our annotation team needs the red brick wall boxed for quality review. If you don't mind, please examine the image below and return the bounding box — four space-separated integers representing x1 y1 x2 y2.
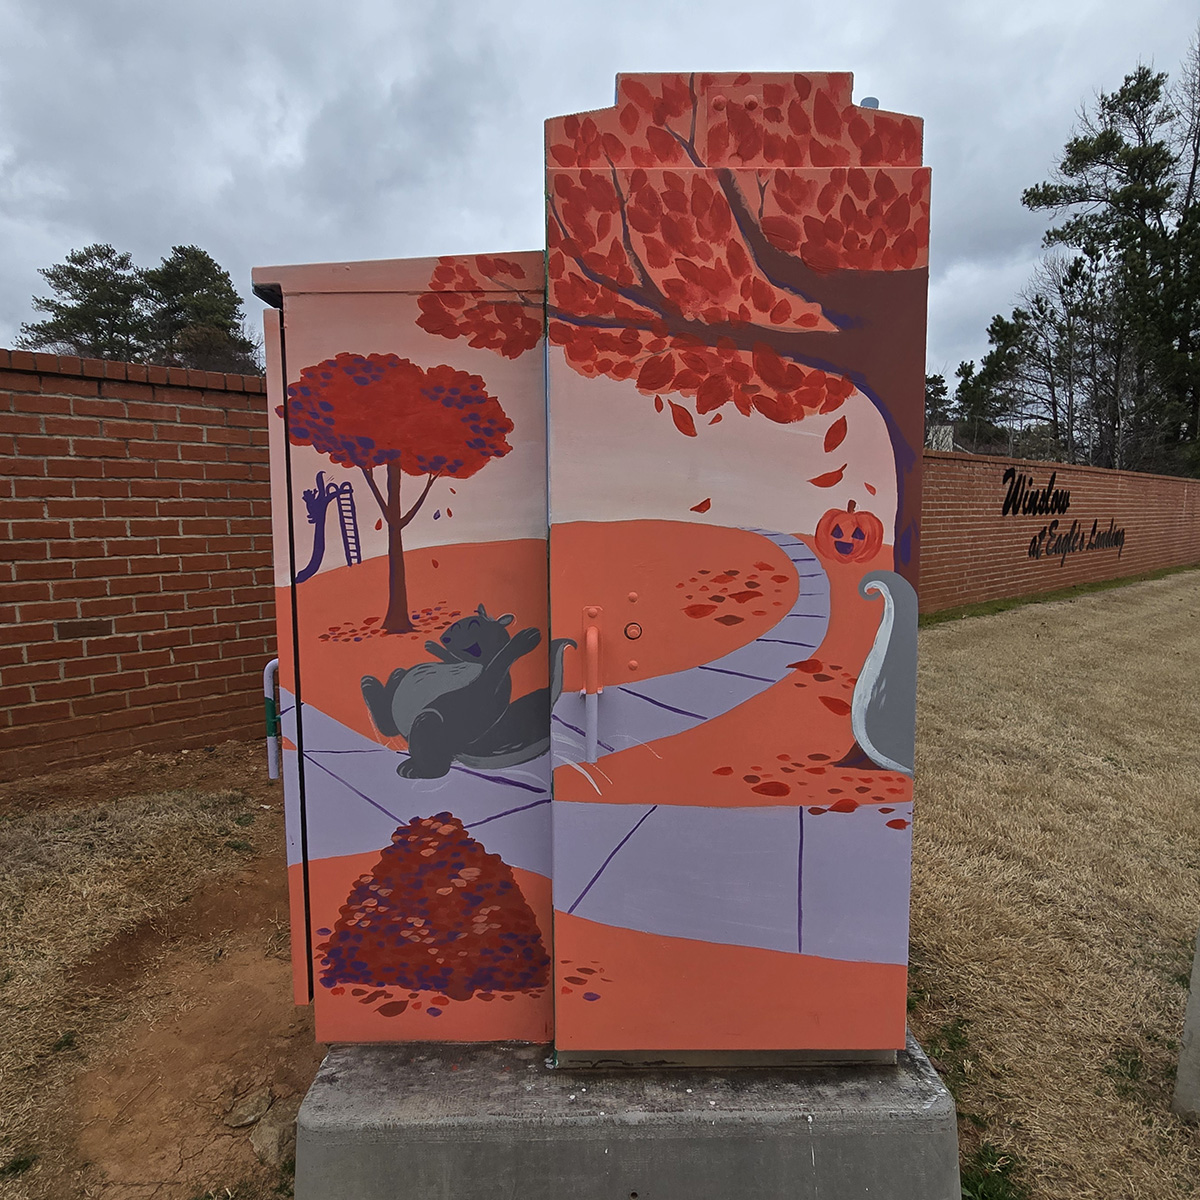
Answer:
0 349 274 780
918 451 1200 613
5 351 1200 779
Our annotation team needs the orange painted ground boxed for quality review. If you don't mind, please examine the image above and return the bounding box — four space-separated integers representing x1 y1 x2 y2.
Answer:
554 913 906 1050
550 521 798 690
552 528 911 812
282 538 549 746
295 854 553 1043
278 523 798 744
282 522 909 1045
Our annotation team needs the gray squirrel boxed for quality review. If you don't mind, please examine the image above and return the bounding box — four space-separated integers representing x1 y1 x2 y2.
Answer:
361 604 574 779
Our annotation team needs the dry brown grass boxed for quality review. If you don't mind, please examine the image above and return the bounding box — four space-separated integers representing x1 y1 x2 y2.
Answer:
3 576 1200 1197
0 744 319 1200
911 568 1200 1199
0 788 263 1196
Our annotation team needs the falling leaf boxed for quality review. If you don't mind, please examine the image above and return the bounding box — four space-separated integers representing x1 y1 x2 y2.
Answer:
864 482 877 495
433 510 441 519
431 559 439 568
823 416 847 452
654 395 664 413
809 463 847 487
446 508 452 517
691 498 712 513
668 400 697 436
449 487 457 494
819 695 851 715
708 413 723 424
683 603 717 618
374 519 383 530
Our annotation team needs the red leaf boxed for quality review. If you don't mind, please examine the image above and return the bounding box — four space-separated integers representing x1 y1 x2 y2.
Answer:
823 416 847 453
761 215 801 251
637 354 676 392
752 781 791 797
819 695 851 715
684 603 717 618
668 400 697 437
654 395 664 413
374 518 383 530
809 463 847 487
864 482 877 495
708 413 723 424
886 819 911 830
690 498 712 512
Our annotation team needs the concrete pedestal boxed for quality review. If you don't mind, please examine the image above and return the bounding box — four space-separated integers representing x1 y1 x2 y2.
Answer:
295 1034 960 1199
1173 921 1200 1116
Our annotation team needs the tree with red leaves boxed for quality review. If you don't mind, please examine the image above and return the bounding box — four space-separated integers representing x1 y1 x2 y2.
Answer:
282 352 513 632
417 72 929 581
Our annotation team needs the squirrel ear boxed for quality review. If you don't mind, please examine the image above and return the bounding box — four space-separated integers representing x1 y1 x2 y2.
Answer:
477 603 488 617
498 613 514 626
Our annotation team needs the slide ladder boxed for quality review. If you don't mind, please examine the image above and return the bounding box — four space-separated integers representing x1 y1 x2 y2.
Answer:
337 484 362 566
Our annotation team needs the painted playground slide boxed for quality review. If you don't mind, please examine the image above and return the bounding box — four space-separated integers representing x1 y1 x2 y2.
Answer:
257 70 928 1053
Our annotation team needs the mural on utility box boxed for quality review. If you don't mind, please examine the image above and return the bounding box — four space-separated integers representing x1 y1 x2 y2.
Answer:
417 72 928 1052
265 254 555 1044
263 71 929 1055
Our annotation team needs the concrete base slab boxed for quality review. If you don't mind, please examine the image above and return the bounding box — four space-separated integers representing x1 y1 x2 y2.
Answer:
295 1033 959 1199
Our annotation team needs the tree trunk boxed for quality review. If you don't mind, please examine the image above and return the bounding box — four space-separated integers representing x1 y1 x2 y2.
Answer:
382 461 414 634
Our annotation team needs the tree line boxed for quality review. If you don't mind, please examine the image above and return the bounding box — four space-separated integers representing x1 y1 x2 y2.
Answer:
928 39 1200 476
16 243 262 375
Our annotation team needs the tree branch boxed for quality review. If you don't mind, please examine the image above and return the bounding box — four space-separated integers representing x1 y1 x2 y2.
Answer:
548 194 666 317
604 155 667 300
716 166 926 332
360 465 390 522
399 472 439 529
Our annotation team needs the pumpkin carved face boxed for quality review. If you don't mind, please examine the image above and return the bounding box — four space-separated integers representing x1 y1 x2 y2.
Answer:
815 500 884 564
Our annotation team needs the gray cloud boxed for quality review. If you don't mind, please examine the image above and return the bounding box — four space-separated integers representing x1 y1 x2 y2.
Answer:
1 0 1196 377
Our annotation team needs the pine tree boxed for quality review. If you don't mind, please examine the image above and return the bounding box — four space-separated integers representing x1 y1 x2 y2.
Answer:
17 244 150 361
143 245 260 373
17 243 263 375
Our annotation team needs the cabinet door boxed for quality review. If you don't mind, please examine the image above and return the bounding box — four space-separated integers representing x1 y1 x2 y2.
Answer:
546 73 928 1055
259 252 555 1042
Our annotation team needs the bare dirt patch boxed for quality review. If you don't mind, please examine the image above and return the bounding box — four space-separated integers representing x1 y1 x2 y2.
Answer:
0 741 322 1200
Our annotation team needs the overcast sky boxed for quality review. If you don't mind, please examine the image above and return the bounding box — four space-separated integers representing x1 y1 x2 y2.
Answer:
1 0 1196 378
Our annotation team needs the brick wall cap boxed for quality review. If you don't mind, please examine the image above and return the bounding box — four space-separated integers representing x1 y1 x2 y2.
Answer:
0 348 266 394
922 449 1200 488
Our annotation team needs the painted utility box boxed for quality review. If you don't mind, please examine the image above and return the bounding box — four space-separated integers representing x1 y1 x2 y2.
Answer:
257 255 557 1044
257 70 928 1056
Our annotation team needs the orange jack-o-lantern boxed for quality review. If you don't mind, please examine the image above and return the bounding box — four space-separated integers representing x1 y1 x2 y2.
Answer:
815 500 884 564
